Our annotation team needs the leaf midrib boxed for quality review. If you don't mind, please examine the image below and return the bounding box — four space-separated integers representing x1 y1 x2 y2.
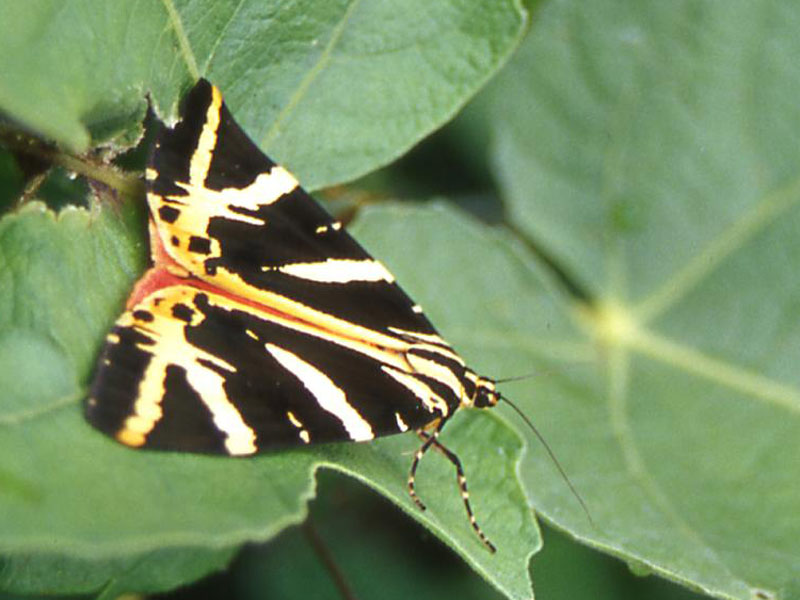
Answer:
606 345 747 598
634 174 800 323
161 0 200 79
0 389 80 426
259 0 364 149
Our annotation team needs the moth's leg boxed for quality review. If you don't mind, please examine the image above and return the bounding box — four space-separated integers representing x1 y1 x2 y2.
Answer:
408 429 437 511
409 424 496 553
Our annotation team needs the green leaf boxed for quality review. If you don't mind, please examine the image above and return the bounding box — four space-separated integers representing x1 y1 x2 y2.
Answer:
0 0 526 189
0 200 538 599
0 547 237 598
488 1 800 598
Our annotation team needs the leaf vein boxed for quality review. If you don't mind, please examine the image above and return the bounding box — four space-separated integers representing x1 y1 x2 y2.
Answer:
629 327 800 414
202 0 248 74
635 176 800 322
0 390 81 427
260 0 363 149
161 0 200 80
608 346 744 588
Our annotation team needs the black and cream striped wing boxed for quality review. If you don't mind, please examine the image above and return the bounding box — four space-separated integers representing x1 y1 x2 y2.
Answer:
87 78 476 454
87 285 457 454
146 78 437 341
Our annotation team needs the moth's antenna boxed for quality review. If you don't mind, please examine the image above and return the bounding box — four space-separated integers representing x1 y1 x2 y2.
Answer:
494 373 537 384
499 394 595 526
495 364 579 385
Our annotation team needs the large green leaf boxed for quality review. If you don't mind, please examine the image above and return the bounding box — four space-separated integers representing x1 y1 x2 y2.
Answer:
0 200 539 599
488 1 800 598
0 0 526 189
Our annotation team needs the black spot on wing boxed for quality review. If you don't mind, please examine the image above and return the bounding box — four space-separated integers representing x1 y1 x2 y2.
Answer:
171 303 194 322
188 236 212 255
204 100 276 190
132 310 154 323
158 205 180 223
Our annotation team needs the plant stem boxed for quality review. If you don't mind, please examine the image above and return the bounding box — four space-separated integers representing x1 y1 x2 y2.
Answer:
0 124 143 200
302 519 359 600
57 152 142 198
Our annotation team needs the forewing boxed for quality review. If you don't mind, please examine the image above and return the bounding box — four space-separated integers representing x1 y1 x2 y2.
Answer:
146 79 438 341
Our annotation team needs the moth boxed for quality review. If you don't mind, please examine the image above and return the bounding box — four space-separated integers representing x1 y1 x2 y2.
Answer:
87 79 551 552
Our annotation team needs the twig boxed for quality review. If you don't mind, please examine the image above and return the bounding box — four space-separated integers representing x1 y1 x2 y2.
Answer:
301 519 359 600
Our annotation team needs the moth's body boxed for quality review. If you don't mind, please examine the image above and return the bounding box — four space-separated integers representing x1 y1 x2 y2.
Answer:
87 79 500 551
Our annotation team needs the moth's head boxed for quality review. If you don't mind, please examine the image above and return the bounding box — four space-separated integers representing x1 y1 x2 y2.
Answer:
470 376 500 408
